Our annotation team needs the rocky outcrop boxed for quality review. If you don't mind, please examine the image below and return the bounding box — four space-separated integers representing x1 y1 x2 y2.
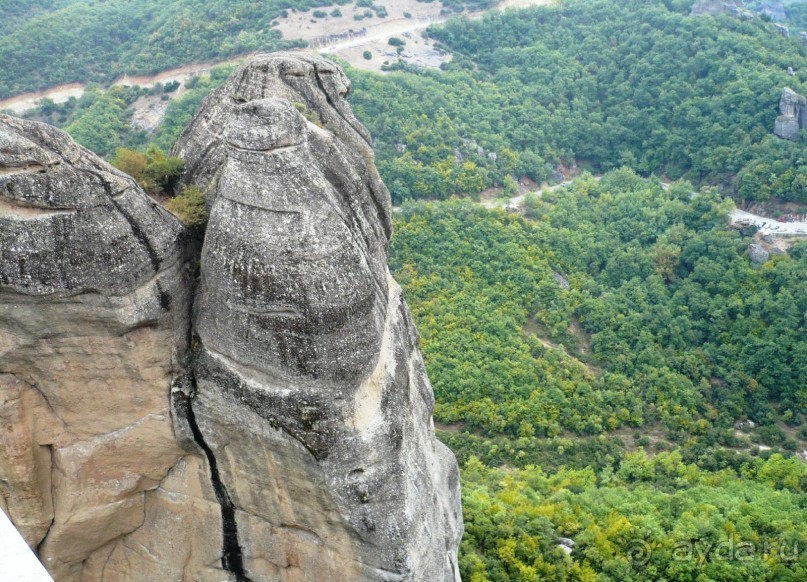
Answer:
690 0 744 17
1 54 462 581
169 53 463 581
774 23 790 38
748 243 770 264
774 87 807 141
0 114 193 579
760 1 787 22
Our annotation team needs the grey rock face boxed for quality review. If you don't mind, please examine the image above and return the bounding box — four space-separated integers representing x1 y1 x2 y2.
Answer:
0 55 461 581
774 87 807 141
0 116 192 580
749 243 770 264
195 98 388 384
0 115 183 296
173 54 463 581
760 1 787 22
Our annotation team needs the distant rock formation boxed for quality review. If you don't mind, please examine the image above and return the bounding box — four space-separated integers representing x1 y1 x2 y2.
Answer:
760 1 787 22
748 243 770 264
690 0 744 17
774 87 807 141
774 23 790 38
0 54 462 581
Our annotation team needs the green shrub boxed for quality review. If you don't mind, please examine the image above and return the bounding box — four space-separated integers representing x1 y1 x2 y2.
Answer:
165 185 208 228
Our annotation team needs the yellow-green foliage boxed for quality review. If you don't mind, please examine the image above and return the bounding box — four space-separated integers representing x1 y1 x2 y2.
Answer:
459 452 807 581
165 185 208 227
112 145 184 195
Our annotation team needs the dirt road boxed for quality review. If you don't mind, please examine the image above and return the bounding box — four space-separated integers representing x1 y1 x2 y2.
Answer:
730 209 807 236
0 0 554 114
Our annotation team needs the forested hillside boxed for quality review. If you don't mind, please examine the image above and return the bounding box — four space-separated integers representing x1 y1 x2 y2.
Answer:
391 172 807 580
0 0 496 100
17 0 807 204
349 0 807 202
0 0 321 98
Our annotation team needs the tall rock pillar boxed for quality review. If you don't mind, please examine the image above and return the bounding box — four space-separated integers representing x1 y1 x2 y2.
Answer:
170 54 463 581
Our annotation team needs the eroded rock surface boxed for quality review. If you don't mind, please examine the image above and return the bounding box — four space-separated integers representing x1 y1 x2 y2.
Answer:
0 115 192 580
172 53 462 581
774 87 807 141
1 55 462 581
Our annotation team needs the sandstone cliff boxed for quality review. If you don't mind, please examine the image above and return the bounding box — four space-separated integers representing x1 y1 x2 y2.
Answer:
0 54 462 581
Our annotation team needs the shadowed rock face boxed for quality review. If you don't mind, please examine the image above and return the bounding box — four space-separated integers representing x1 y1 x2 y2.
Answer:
0 55 462 581
196 97 388 383
690 0 743 17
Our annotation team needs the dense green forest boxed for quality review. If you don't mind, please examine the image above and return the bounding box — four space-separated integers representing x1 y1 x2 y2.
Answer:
349 0 807 203
391 171 807 580
393 171 806 445
459 451 807 580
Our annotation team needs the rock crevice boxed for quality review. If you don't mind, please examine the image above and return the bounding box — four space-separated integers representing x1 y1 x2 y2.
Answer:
181 378 249 581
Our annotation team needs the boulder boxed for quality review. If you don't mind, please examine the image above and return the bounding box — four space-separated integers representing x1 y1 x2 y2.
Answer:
774 87 807 141
748 243 770 264
690 0 743 17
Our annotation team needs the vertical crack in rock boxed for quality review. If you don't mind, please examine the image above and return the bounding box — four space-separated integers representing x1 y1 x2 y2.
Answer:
35 444 55 557
183 378 249 582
